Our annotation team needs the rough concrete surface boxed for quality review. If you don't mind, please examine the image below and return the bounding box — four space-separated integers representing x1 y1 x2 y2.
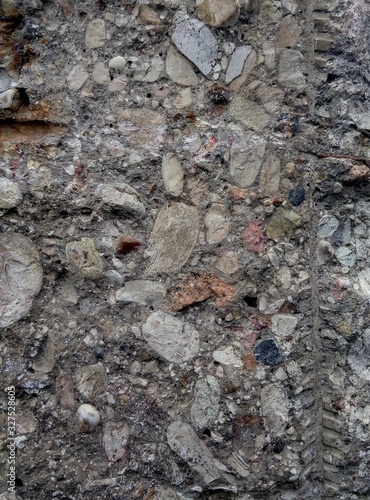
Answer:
0 0 370 499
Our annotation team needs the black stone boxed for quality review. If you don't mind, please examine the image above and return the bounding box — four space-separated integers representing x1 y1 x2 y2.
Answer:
253 339 284 366
288 186 305 206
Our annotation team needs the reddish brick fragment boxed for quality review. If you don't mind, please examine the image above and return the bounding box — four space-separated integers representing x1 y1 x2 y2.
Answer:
242 221 265 253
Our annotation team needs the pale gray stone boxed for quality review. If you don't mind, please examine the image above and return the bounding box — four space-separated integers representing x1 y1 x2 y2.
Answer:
146 202 199 274
213 346 243 367
167 421 233 485
196 0 240 28
65 237 103 280
95 183 145 217
348 329 370 381
0 233 43 328
191 376 220 430
0 89 17 109
316 240 334 264
116 280 166 306
172 19 218 76
166 45 199 86
102 421 129 462
75 363 108 400
261 383 289 434
335 246 356 267
260 155 281 196
229 131 267 188
144 54 165 83
0 176 22 208
67 65 88 91
85 19 106 49
277 49 306 89
142 311 199 363
109 56 127 70
317 215 340 238
205 203 230 244
162 153 184 196
92 62 110 85
229 96 271 131
225 45 253 84
271 314 298 337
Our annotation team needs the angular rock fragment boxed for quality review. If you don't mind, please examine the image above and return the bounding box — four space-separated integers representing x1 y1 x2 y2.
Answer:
146 203 199 274
142 311 199 363
229 131 267 187
0 176 22 209
196 0 240 28
225 45 253 84
162 153 184 196
335 246 356 267
0 233 43 328
205 204 229 244
271 314 298 337
166 45 199 86
266 208 302 241
85 19 106 49
213 346 243 367
349 329 370 380
191 376 220 430
242 221 265 253
253 339 284 366
230 96 270 131
172 19 218 76
167 421 233 484
67 65 88 91
102 421 129 462
75 363 108 400
317 215 339 238
95 183 145 217
66 237 103 279
277 49 305 89
260 155 281 196
168 271 235 310
116 280 166 306
261 383 289 434
32 336 55 373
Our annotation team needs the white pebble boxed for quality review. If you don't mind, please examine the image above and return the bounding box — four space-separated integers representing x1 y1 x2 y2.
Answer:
76 404 100 432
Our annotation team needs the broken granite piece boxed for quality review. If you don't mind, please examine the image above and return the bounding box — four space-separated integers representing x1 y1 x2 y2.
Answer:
75 363 108 400
0 233 43 328
116 280 166 306
171 19 218 76
65 237 103 279
167 421 234 485
196 0 240 28
142 311 199 363
191 376 220 430
0 177 23 208
146 202 199 274
261 383 289 434
94 183 145 217
162 153 184 196
225 45 253 84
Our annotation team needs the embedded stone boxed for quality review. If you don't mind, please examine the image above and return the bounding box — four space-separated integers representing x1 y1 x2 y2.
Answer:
230 96 271 131
0 233 43 328
116 280 166 306
266 208 302 241
85 19 106 49
0 176 22 209
75 363 108 400
348 329 370 381
225 45 253 84
253 339 284 366
191 376 220 430
66 237 103 279
142 311 199 363
196 0 240 28
172 19 218 76
242 221 265 253
146 203 199 274
229 131 266 187
260 155 281 197
95 183 145 217
277 49 305 89
102 421 129 463
166 45 199 86
213 346 243 367
76 404 100 432
162 153 184 196
67 65 88 91
205 204 229 244
261 383 289 434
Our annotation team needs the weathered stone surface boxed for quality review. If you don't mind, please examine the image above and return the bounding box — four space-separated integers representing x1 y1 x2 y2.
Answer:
162 153 184 196
215 251 239 275
66 237 103 279
196 0 240 28
348 329 370 381
230 96 271 131
171 19 218 76
166 45 199 86
168 271 235 310
213 346 243 367
266 208 302 241
205 203 229 244
316 240 334 264
317 215 339 238
167 421 232 484
67 65 88 91
146 203 199 274
95 183 145 217
261 383 289 434
85 19 106 49
275 14 301 48
0 176 22 208
277 49 306 89
0 233 43 328
75 363 108 400
260 155 281 196
225 45 253 84
102 421 129 463
242 221 265 253
229 131 267 187
116 280 166 306
32 336 55 373
142 311 199 363
117 108 166 156
271 314 298 337
253 339 284 366
139 4 161 24
76 404 100 433
191 375 220 430
92 62 110 85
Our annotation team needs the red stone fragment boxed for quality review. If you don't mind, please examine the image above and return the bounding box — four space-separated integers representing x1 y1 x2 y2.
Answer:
228 185 246 200
249 314 270 330
242 221 265 253
116 236 141 255
243 352 257 371
272 196 284 206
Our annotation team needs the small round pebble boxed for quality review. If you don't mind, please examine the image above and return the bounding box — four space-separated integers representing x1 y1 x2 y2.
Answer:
288 186 305 206
76 404 100 432
93 347 105 359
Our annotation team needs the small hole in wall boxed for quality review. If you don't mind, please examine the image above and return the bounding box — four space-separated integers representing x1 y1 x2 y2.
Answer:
243 296 258 308
203 428 211 437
